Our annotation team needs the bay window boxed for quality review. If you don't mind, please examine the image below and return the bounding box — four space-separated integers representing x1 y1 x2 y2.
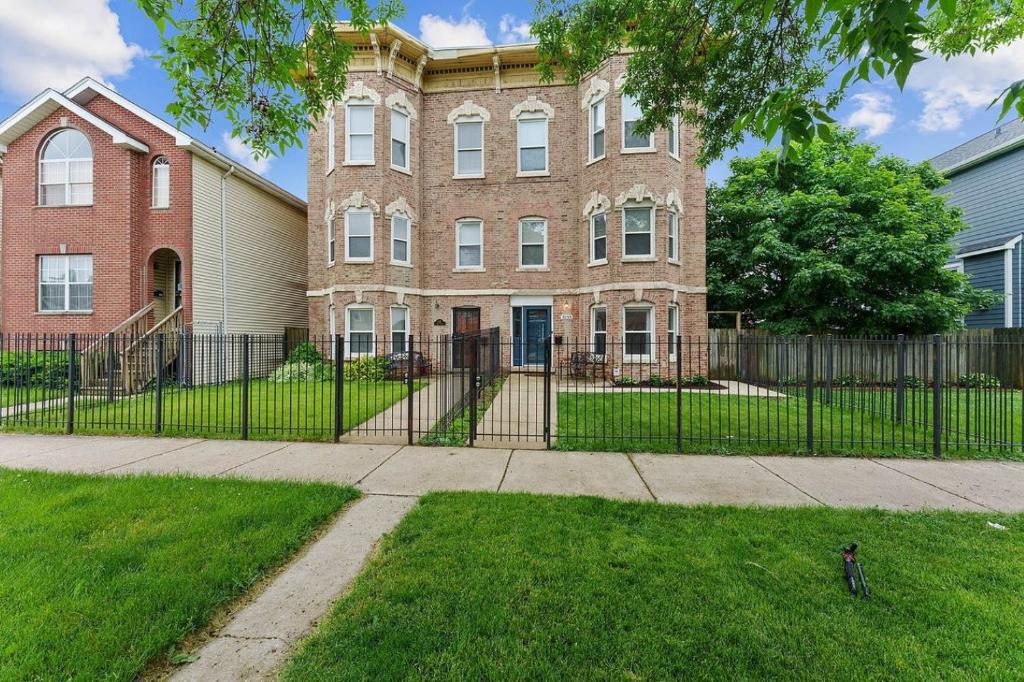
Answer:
623 305 653 361
390 306 409 351
391 108 409 171
622 206 654 258
391 214 410 265
346 306 374 356
591 306 607 355
589 98 605 161
621 94 653 150
345 208 373 262
345 101 374 164
590 212 607 264
667 211 679 262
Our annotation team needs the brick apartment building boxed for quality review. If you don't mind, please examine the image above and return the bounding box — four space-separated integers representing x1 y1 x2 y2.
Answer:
308 24 707 370
0 78 308 340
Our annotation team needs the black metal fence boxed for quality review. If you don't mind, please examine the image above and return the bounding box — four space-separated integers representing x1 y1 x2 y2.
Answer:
1 331 1021 457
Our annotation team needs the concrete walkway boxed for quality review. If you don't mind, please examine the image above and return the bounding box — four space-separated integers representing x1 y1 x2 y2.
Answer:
2 433 1022 512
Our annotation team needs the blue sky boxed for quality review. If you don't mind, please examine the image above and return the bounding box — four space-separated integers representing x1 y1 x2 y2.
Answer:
2 0 1022 200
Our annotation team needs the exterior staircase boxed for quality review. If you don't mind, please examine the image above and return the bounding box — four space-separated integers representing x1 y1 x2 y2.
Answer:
79 304 186 397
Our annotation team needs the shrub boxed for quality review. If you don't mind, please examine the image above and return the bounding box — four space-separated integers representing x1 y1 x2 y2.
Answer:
681 374 710 387
956 372 1001 389
613 376 639 386
268 361 333 383
344 356 391 382
834 374 864 387
287 341 322 365
649 374 665 387
0 351 69 389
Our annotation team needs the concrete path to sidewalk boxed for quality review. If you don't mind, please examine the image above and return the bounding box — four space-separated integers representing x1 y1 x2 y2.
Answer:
2 433 1023 512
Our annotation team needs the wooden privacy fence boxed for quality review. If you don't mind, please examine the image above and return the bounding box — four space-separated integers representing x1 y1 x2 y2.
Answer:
709 329 1024 389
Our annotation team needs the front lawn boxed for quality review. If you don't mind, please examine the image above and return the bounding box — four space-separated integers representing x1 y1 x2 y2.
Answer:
0 386 61 409
285 493 1024 680
0 379 419 441
558 391 1024 459
0 468 358 680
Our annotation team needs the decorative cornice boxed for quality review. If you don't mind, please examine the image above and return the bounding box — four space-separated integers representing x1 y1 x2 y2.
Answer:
582 191 611 218
666 189 683 214
580 77 610 110
387 39 402 78
385 91 418 119
447 100 491 124
614 183 664 207
510 95 554 120
339 190 380 214
340 80 381 105
369 34 382 75
384 196 416 221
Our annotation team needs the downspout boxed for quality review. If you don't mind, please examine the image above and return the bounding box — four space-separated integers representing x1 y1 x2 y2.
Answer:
220 164 236 333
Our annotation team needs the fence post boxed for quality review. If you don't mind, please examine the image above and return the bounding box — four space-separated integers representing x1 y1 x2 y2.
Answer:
469 336 479 447
106 332 116 402
896 333 906 423
543 335 553 450
66 333 77 435
241 334 250 440
824 335 833 406
155 334 164 434
407 335 415 446
806 335 814 453
933 334 942 458
333 335 344 442
676 335 683 453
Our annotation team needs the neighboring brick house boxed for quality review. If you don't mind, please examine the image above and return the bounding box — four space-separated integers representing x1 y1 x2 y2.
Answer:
307 24 707 371
0 77 308 340
931 119 1024 328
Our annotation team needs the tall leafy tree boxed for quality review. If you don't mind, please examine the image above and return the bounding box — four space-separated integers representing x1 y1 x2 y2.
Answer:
135 0 1022 159
707 128 1000 335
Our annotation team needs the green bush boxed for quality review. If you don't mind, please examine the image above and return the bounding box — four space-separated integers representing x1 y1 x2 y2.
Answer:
613 376 639 387
268 361 333 383
0 351 69 389
956 372 1001 389
649 374 666 387
834 374 865 387
287 341 322 365
343 356 391 382
681 374 710 387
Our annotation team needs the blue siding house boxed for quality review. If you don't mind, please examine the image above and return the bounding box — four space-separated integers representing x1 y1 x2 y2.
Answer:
931 119 1024 328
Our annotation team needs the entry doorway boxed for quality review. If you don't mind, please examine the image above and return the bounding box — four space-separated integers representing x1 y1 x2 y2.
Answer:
452 307 481 369
512 306 551 367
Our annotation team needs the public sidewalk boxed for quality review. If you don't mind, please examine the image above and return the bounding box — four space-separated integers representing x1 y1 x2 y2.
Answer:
2 433 1022 511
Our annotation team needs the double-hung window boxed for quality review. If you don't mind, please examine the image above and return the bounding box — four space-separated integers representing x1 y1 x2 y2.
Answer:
517 116 548 174
346 306 374 356
456 219 483 269
39 255 93 312
391 214 410 265
623 206 654 258
39 129 93 206
390 306 409 351
591 306 607 355
454 118 484 177
345 208 373 262
590 212 607 264
667 211 679 262
519 218 547 268
623 305 653 361
345 102 374 164
589 98 605 161
668 114 679 158
668 304 679 358
391 108 409 172
327 213 336 265
151 156 170 208
622 94 653 150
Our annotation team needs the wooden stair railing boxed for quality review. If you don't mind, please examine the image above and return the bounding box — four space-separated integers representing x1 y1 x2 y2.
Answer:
79 303 156 394
123 307 186 393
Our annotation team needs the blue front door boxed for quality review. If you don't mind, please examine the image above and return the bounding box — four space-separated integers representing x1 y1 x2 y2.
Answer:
513 306 551 366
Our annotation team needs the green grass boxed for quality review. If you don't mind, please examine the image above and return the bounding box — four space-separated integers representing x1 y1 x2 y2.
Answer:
285 492 1024 680
557 390 1024 459
0 468 358 681
1 379 420 441
0 385 61 408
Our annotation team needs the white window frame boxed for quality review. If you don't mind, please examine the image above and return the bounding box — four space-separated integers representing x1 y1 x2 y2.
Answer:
390 107 410 173
38 129 93 207
453 117 485 178
390 213 411 266
622 304 654 363
621 205 656 260
518 217 548 269
151 156 170 209
390 305 409 352
344 208 374 263
668 114 679 159
345 304 375 358
344 100 375 165
591 305 607 355
516 115 549 176
589 98 606 163
38 254 93 313
326 108 336 173
621 94 654 153
667 211 679 263
326 209 337 266
589 212 608 266
668 304 679 359
455 218 484 271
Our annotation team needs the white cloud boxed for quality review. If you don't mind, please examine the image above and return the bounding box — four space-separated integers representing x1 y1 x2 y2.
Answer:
498 14 532 43
220 132 272 175
418 14 491 48
908 39 1024 132
0 0 142 98
845 91 896 138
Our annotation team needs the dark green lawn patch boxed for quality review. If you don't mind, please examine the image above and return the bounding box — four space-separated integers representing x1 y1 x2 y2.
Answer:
285 493 1024 680
0 468 358 681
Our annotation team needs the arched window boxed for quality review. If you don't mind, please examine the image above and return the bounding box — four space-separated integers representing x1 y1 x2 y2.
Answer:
152 156 170 208
39 129 93 206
